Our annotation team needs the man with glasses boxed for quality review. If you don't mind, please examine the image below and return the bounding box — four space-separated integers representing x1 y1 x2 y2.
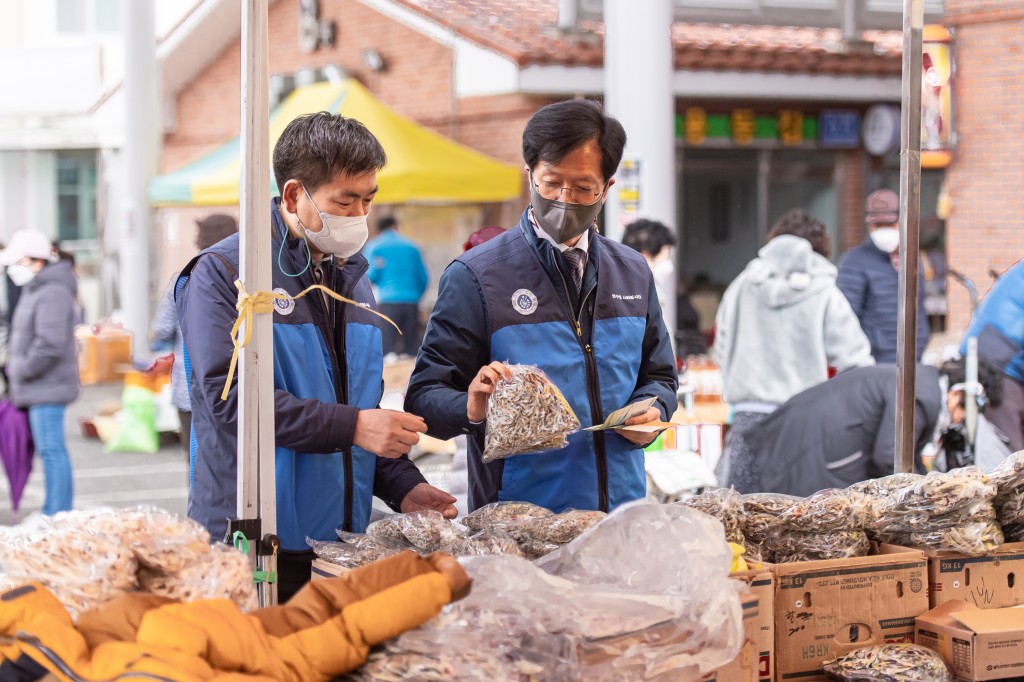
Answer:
406 99 678 514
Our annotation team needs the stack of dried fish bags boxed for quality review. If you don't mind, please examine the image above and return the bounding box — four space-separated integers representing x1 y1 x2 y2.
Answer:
342 502 745 682
990 451 1024 542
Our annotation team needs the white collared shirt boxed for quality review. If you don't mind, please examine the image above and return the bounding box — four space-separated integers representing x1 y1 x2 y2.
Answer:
529 209 590 282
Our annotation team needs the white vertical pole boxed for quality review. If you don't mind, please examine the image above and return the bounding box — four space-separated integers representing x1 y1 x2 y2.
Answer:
239 0 277 605
121 0 158 344
895 0 924 474
603 0 677 349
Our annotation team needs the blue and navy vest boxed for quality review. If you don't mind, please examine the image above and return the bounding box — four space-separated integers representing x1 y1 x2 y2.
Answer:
460 213 653 512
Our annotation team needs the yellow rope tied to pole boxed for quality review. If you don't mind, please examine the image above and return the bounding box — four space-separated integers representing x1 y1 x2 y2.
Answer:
221 279 400 401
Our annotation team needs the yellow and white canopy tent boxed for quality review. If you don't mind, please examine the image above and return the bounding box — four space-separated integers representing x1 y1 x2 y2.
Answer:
149 79 521 206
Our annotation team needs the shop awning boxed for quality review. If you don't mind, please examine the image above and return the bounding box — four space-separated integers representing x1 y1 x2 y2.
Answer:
149 79 521 206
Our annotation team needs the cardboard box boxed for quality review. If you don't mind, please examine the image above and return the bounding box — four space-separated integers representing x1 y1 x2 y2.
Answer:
916 600 1024 680
926 542 1024 610
773 545 929 682
706 566 775 682
76 328 132 385
311 558 348 580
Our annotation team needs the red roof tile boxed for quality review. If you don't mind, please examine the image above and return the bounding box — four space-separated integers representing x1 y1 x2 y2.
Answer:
391 0 903 76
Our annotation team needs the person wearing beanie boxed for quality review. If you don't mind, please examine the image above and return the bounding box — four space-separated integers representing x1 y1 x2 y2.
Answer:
837 189 930 364
150 214 239 461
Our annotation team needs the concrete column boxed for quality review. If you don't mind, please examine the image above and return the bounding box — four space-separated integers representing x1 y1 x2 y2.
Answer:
603 0 677 348
120 0 159 344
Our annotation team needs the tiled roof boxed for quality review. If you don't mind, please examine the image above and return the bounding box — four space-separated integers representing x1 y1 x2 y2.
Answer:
392 0 903 76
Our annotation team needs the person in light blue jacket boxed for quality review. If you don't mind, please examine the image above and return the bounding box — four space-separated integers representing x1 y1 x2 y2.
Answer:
364 216 429 356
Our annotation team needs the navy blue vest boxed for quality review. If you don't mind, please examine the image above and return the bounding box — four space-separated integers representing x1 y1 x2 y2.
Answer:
459 213 653 512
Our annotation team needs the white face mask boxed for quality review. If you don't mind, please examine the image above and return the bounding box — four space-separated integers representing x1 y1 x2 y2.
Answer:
869 227 900 254
7 263 36 287
300 185 370 259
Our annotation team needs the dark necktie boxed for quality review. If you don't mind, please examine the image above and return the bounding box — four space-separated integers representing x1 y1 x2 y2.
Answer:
562 248 582 294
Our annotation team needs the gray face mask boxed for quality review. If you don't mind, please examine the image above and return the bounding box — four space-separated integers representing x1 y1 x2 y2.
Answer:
529 181 606 244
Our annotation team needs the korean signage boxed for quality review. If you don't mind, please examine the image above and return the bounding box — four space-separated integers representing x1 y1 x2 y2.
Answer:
676 109 820 147
616 159 641 220
921 25 953 168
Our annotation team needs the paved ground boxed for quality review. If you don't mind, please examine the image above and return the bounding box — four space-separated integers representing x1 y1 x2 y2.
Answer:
0 384 188 526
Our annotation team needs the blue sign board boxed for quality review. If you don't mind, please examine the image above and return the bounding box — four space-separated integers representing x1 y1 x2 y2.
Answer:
820 110 862 148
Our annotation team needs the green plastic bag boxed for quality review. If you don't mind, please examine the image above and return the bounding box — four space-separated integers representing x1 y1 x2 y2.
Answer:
106 386 159 454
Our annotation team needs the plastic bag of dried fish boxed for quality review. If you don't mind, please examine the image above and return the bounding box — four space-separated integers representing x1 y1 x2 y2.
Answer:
868 498 997 536
311 535 406 569
439 529 527 559
773 489 873 533
882 466 997 516
741 493 800 544
989 450 1024 492
766 529 871 564
880 520 1004 557
847 473 923 499
822 644 951 682
462 501 554 533
521 509 606 545
366 511 450 551
137 543 257 612
1003 522 1024 543
997 488 1024 526
677 488 745 544
482 364 580 462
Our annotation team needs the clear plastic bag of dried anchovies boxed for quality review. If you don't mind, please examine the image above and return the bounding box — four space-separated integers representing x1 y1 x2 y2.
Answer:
822 644 952 682
482 364 581 462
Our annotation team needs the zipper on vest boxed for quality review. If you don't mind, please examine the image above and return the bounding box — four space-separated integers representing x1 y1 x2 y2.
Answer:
555 261 610 512
334 265 356 533
12 634 178 682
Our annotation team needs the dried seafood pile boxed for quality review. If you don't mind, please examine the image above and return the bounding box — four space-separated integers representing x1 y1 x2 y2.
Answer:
990 452 1024 542
344 503 745 682
464 503 606 559
861 467 1002 556
763 489 873 563
677 488 745 545
822 644 951 682
483 364 580 462
0 507 255 618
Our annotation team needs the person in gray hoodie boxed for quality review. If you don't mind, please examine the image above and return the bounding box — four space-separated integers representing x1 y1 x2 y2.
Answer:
714 209 874 493
0 228 80 515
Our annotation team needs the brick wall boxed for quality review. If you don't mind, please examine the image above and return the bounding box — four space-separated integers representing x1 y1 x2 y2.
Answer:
163 0 455 172
943 1 1024 334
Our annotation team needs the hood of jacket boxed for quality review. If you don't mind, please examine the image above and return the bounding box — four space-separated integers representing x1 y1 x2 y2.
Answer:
743 235 837 309
24 259 77 297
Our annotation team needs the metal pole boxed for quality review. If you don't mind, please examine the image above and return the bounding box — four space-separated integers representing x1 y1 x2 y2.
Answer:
894 0 924 474
121 0 158 345
965 336 979 446
238 0 278 606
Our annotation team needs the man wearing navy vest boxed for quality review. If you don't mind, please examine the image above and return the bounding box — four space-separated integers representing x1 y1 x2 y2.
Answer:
406 100 678 513
177 113 456 601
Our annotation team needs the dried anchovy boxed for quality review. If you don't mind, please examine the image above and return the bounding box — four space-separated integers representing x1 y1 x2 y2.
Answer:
885 466 997 516
741 493 800 542
463 502 554 533
367 511 450 551
768 529 871 564
483 365 580 462
678 488 745 545
1003 522 1024 543
310 537 403 569
515 534 563 559
847 474 923 499
774 489 872 533
880 520 1004 557
523 510 607 544
868 499 997 536
997 488 1024 526
823 644 951 682
989 450 1024 492
366 516 409 545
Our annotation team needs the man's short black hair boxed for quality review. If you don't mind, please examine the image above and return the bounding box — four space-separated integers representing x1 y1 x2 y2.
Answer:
378 216 398 231
621 219 677 257
273 112 387 192
522 99 626 183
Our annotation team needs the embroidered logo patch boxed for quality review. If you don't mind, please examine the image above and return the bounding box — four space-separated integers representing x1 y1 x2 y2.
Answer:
272 288 295 316
511 289 538 316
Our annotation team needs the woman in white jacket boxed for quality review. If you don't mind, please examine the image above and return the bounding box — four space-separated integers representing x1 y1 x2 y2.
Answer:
714 209 874 492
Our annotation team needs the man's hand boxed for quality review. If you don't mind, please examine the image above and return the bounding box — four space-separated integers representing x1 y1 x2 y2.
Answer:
400 482 458 519
353 410 428 458
615 406 663 447
425 552 472 601
467 361 513 422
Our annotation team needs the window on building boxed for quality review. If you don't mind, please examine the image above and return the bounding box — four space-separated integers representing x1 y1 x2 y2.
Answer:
57 0 121 34
56 150 98 243
95 0 121 32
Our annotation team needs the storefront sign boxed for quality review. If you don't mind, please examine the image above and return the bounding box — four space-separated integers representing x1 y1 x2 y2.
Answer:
862 104 901 156
684 108 707 145
820 110 861 148
778 110 804 146
922 25 953 168
731 109 755 145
